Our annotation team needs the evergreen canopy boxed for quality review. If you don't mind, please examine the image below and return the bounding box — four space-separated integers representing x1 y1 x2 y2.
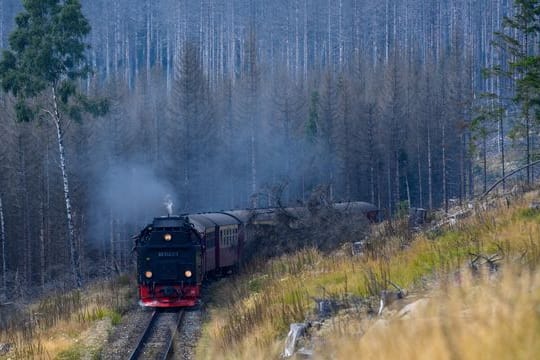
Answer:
0 0 106 122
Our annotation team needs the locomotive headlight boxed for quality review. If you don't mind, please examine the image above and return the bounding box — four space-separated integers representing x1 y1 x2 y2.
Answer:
164 233 172 241
184 270 192 278
145 271 153 278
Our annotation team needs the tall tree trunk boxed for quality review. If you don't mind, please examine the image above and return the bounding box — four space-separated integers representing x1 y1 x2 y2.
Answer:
416 121 423 208
250 128 257 207
0 0 3 49
0 195 6 300
499 111 506 190
110 208 115 270
483 135 488 193
442 121 448 212
405 173 411 209
303 0 308 84
427 123 433 210
52 86 82 288
146 0 152 83
40 197 45 292
387 155 392 213
526 105 531 184
367 106 376 205
18 135 31 288
460 132 465 204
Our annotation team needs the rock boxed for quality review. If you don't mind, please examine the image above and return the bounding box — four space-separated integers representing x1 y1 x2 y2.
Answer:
0 343 12 356
282 323 308 358
529 201 540 210
397 299 430 319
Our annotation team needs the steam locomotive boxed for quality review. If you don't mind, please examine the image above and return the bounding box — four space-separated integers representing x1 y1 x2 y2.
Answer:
134 202 378 307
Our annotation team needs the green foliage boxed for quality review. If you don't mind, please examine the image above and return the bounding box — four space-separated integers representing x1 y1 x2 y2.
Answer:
515 207 540 221
248 274 268 293
397 200 410 219
77 307 122 326
493 1 540 115
56 344 89 360
0 0 108 122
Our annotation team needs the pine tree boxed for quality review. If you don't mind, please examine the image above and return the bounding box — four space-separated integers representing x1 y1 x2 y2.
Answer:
488 0 540 183
168 41 215 211
0 0 108 288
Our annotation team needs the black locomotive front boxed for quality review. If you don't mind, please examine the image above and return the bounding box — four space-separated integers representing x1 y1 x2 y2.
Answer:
135 216 203 307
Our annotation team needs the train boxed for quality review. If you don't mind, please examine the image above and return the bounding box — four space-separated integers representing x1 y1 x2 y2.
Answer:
133 202 379 307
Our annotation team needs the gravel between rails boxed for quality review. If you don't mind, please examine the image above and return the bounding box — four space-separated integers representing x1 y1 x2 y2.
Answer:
172 309 202 360
100 306 203 360
136 310 180 359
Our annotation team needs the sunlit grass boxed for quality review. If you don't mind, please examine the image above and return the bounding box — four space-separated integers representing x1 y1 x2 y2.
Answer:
322 268 540 360
0 275 136 359
197 193 540 359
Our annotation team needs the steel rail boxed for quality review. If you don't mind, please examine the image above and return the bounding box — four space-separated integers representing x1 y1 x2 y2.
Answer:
161 309 185 360
128 310 160 360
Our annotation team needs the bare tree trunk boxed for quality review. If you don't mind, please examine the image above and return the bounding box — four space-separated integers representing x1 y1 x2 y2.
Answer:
52 86 82 288
367 105 376 205
251 129 257 207
499 110 506 190
18 136 31 288
40 192 45 292
483 136 488 193
459 132 465 204
405 174 411 209
524 32 531 184
416 122 423 208
442 121 448 212
526 105 531 184
338 0 343 69
0 0 3 49
395 150 400 207
387 155 392 213
427 123 433 210
110 208 115 270
303 0 308 84
0 195 7 300
146 0 152 83
327 0 332 67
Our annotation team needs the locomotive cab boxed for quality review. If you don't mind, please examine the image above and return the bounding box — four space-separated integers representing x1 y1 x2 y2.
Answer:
135 216 203 307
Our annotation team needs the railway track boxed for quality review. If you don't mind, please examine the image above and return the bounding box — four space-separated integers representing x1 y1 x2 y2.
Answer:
128 309 185 360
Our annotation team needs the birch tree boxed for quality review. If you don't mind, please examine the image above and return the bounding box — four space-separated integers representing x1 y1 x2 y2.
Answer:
0 0 108 288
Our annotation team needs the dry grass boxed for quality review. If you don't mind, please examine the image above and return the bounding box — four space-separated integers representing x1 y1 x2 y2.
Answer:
323 268 540 359
0 275 135 359
197 193 540 359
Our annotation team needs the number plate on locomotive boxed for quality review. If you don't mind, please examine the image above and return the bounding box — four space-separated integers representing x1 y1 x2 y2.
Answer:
158 251 179 257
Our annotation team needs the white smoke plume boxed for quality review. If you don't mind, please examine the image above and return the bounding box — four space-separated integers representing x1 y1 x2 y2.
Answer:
164 194 174 216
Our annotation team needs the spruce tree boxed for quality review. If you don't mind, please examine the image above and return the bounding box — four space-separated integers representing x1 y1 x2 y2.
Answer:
486 0 540 184
0 0 107 288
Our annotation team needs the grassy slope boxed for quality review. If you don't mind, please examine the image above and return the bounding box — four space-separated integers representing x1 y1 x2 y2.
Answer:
197 192 540 359
0 276 134 359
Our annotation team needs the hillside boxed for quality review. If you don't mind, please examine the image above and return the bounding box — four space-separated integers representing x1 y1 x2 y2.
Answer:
197 189 540 359
1 189 539 359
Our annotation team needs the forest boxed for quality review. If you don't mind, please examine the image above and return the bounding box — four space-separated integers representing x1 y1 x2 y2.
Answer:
0 0 539 297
